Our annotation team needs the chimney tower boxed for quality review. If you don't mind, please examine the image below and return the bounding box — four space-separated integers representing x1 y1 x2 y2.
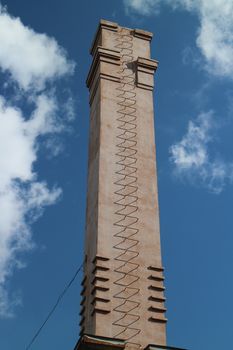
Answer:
75 20 185 350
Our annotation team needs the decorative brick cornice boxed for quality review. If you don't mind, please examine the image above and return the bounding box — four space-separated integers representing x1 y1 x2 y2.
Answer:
74 335 126 350
86 46 121 103
134 28 153 41
90 19 118 56
136 57 159 90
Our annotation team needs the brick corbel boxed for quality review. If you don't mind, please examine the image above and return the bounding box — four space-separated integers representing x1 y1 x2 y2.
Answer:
90 19 118 57
133 28 153 41
136 57 159 91
86 46 121 104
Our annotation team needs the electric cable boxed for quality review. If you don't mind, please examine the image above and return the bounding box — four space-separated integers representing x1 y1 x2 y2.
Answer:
25 262 83 350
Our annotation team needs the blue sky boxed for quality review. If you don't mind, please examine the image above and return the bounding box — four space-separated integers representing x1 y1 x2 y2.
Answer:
0 0 233 349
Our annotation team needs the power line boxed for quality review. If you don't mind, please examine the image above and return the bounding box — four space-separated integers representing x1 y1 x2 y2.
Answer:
25 262 83 350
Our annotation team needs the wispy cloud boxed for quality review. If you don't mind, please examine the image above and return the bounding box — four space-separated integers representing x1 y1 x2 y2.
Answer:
124 0 233 193
0 4 75 316
124 0 233 78
170 111 233 193
124 0 161 16
195 0 233 79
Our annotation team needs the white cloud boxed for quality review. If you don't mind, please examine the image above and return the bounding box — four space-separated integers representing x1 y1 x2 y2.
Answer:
123 0 195 15
126 0 191 14
124 0 161 15
0 4 75 91
170 112 233 193
196 0 233 78
0 4 75 316
170 112 211 170
124 0 233 79
0 94 63 317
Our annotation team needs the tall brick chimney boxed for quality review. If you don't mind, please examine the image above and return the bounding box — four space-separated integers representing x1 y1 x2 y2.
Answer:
74 20 185 350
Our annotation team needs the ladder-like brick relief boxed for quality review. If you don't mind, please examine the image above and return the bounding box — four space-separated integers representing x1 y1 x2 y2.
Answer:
147 266 167 324
112 27 141 347
91 256 111 315
79 256 111 336
79 274 87 336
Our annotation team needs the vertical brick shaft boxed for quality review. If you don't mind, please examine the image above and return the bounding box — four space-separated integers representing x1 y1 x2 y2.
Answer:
80 20 166 349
